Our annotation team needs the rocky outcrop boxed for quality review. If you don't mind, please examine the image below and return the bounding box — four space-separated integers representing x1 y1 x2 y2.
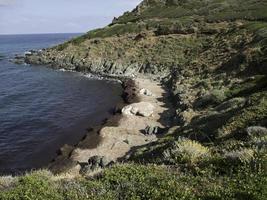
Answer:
80 156 112 174
144 125 165 135
122 102 155 117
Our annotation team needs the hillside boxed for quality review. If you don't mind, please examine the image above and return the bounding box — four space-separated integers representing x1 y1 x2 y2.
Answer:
2 0 267 199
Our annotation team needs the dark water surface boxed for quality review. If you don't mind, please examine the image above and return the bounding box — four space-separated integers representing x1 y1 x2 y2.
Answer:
0 34 122 175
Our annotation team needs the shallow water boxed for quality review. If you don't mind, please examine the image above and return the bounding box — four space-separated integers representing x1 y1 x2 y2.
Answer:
0 34 122 174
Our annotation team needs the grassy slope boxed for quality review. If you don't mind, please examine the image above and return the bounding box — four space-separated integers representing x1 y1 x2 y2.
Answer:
2 0 267 199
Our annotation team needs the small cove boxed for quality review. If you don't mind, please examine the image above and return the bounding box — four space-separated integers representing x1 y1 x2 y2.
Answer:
0 34 123 175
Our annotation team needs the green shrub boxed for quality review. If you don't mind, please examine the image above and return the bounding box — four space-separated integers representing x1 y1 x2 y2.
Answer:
0 164 266 200
99 164 196 200
223 148 255 164
218 91 267 137
163 137 210 165
59 179 116 200
0 170 62 200
195 89 227 108
56 43 69 51
225 75 267 98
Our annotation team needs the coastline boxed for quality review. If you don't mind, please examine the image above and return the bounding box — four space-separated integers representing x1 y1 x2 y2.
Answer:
47 74 174 176
11 52 174 175
1 1 266 198
0 63 125 176
47 76 134 174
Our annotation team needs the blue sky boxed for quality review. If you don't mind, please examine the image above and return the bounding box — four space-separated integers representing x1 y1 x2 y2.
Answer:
0 0 142 34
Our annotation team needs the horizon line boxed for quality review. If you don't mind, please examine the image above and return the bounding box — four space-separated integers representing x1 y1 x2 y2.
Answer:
0 32 85 36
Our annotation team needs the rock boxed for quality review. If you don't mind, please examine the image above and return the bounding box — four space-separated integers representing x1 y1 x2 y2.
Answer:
215 97 246 112
123 139 130 144
122 80 138 103
81 155 111 173
88 155 102 166
144 125 164 135
24 51 33 56
79 164 92 174
113 103 125 114
139 88 153 96
100 156 109 168
122 102 154 117
90 163 98 171
246 126 267 137
57 144 74 157
79 161 89 169
145 126 157 135
12 55 25 64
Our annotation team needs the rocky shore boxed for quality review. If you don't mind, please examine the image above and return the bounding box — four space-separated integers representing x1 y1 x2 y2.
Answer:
48 75 174 176
1 1 266 198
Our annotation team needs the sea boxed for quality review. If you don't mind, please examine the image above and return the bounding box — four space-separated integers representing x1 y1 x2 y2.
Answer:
0 33 122 175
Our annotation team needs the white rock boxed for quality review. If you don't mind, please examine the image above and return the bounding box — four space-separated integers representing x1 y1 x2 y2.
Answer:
122 102 155 117
246 126 267 137
139 88 153 96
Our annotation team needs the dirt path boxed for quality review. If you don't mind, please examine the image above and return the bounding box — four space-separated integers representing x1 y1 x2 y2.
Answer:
50 77 173 175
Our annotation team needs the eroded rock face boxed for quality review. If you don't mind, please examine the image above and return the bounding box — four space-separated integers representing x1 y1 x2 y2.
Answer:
122 102 155 117
80 155 112 174
140 88 153 96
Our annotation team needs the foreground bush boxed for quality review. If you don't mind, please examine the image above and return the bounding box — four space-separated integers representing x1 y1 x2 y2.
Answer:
163 137 210 165
0 170 62 200
0 163 266 200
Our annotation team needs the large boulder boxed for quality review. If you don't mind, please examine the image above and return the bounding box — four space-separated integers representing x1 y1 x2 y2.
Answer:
122 102 155 117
